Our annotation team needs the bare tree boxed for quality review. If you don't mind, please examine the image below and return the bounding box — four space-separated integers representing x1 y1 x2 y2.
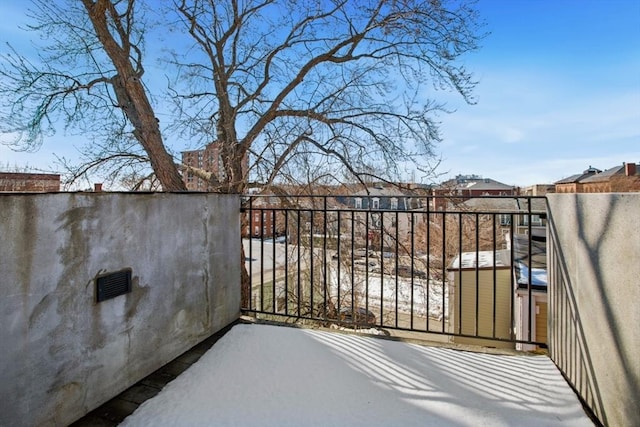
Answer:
413 207 504 278
2 0 483 191
169 0 485 192
2 0 484 191
0 0 186 190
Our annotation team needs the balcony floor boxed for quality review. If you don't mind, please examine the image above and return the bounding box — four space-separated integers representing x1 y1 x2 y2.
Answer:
112 322 591 426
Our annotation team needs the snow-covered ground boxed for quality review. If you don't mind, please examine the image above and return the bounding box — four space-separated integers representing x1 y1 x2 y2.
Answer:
329 270 447 320
245 240 448 321
121 324 592 427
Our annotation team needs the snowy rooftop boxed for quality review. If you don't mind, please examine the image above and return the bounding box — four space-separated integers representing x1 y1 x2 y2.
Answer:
121 323 592 426
448 250 510 269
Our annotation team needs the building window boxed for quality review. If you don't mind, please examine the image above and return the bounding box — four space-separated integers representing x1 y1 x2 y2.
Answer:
355 198 362 209
390 198 398 210
372 198 380 210
370 213 381 228
499 214 511 226
521 215 542 226
529 214 542 225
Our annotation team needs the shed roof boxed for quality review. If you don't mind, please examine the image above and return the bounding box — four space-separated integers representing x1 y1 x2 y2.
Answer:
448 250 511 270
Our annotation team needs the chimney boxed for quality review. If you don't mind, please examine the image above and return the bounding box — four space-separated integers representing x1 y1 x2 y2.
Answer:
94 183 103 192
624 163 637 176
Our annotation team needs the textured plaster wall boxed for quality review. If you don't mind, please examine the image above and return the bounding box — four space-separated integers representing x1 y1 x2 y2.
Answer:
0 193 241 427
547 193 640 427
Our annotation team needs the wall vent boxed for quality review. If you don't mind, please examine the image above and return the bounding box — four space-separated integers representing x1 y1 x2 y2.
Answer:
96 269 132 302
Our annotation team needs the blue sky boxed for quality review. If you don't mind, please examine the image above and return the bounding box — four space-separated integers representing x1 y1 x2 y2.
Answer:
434 0 640 185
1 0 639 187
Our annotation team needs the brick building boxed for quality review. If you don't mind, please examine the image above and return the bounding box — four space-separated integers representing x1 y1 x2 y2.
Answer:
432 175 516 210
580 163 639 192
555 163 639 193
554 166 601 193
243 193 290 239
181 142 249 191
0 172 60 192
248 208 277 238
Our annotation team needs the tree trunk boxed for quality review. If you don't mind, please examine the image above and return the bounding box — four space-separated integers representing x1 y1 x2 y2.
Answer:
82 0 186 191
239 198 251 310
240 244 250 310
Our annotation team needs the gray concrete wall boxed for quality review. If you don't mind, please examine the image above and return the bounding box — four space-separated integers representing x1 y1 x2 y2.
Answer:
0 193 241 427
547 193 640 427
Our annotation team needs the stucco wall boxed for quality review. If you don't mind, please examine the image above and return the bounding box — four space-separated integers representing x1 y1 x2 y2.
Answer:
0 193 241 427
547 193 640 427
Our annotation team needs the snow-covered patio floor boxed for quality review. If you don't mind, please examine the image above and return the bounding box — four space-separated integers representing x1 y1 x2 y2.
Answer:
121 323 592 426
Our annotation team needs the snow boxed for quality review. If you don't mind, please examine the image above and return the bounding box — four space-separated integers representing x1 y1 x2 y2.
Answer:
244 240 448 321
121 324 592 427
516 262 548 286
329 270 447 321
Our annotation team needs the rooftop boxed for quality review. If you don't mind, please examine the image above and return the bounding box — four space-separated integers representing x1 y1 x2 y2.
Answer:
554 166 601 184
118 323 591 426
580 163 640 183
447 250 510 269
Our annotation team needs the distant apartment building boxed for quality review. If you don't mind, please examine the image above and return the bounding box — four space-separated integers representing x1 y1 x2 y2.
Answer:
580 162 639 192
243 193 287 239
554 166 602 193
432 175 516 210
555 163 639 193
337 184 427 252
249 208 276 238
0 172 60 192
181 142 248 191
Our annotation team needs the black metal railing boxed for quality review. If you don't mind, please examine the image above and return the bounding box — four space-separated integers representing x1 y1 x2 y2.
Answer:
241 194 548 348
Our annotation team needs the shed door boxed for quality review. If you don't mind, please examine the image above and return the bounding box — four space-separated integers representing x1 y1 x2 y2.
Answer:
536 302 548 344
